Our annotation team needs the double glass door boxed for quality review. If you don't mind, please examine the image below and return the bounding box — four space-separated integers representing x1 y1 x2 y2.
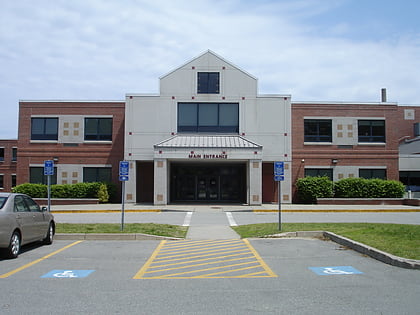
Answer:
171 163 245 203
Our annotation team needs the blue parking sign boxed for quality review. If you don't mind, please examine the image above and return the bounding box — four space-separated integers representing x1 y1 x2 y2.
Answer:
274 161 284 176
44 160 54 176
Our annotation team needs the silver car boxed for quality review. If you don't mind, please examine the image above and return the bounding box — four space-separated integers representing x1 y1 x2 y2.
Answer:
0 193 55 258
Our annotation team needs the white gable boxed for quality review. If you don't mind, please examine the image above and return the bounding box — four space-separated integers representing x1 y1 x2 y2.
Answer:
159 50 258 97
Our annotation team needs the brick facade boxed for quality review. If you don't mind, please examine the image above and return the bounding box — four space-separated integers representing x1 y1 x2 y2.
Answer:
0 139 17 192
16 101 125 199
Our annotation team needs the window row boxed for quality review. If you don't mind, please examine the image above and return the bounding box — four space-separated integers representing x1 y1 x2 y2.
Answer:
304 168 387 181
0 147 17 162
178 103 239 133
0 175 16 189
31 118 112 141
29 167 112 185
304 119 386 143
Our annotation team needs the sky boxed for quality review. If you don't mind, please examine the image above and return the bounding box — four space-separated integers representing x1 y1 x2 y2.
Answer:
1 0 419 139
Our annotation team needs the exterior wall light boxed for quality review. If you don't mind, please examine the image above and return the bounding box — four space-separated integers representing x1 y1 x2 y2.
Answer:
331 159 338 164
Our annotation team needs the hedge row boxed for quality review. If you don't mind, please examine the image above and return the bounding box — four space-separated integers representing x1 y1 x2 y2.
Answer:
296 177 405 204
12 182 116 203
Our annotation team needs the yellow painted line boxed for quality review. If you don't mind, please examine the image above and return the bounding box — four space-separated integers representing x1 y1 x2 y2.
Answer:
150 249 250 264
145 256 256 274
243 239 277 278
52 209 161 213
0 241 83 279
149 252 254 268
253 209 420 212
133 240 167 279
144 261 258 278
134 239 278 279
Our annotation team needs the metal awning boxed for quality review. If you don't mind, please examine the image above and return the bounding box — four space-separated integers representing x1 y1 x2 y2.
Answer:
154 135 262 149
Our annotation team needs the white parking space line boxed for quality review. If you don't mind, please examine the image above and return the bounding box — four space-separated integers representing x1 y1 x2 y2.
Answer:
226 212 238 226
183 211 193 226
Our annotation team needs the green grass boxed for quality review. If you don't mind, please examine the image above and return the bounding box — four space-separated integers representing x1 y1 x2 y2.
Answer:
232 223 420 260
56 223 188 238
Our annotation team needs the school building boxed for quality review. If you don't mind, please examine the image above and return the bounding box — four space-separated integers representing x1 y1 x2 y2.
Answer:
1 51 419 203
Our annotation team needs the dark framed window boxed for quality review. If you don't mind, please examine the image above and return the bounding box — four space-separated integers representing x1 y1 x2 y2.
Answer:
198 72 219 94
0 148 4 162
30 167 57 185
84 118 112 141
0 175 3 188
359 169 387 180
12 148 17 162
83 167 112 182
358 120 385 143
178 103 239 133
400 171 420 186
11 175 16 187
304 119 332 142
31 118 58 140
304 168 333 181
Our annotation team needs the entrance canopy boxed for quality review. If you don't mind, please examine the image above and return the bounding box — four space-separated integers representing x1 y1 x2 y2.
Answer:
154 135 262 160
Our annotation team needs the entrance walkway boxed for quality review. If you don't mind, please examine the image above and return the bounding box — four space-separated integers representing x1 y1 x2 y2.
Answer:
185 206 240 240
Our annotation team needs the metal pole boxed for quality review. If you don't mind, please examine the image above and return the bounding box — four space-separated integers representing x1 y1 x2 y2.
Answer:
121 181 125 231
278 180 281 231
47 175 51 212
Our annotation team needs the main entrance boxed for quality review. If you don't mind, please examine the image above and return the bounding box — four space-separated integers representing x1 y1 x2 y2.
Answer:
170 163 246 203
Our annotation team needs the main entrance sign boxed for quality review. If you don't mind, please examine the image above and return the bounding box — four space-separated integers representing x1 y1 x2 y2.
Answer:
188 153 228 159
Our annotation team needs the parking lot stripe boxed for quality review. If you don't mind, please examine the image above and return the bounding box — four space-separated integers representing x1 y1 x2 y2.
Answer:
0 241 83 279
133 240 167 279
133 239 278 279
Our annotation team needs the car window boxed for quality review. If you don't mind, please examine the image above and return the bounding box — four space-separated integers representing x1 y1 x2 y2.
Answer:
14 195 30 212
0 197 7 209
23 196 41 212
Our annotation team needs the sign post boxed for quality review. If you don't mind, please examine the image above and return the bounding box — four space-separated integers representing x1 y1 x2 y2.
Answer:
44 160 54 212
119 161 129 231
274 161 284 231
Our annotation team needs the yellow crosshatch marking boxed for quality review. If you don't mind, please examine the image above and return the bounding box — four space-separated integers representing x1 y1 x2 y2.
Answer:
133 239 277 279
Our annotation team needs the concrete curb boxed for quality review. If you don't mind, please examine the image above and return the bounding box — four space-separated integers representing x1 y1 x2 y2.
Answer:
324 231 420 270
266 230 420 270
55 233 182 241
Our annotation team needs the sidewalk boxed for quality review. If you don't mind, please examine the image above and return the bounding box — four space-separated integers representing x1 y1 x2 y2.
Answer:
50 202 420 213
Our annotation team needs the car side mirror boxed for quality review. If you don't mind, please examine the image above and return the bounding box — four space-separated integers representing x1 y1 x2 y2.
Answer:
41 206 48 212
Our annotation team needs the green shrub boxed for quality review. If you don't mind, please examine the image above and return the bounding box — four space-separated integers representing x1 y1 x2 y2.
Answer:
12 183 47 198
11 182 115 201
381 180 405 198
334 178 368 198
297 176 406 203
97 183 109 203
296 176 334 203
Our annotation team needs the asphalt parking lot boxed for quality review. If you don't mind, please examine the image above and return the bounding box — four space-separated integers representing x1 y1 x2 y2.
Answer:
1 237 419 314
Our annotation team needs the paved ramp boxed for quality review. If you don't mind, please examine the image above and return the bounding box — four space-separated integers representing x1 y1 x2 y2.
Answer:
185 207 240 240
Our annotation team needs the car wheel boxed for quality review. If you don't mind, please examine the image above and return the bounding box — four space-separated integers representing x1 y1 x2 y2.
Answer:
44 223 54 245
7 231 21 259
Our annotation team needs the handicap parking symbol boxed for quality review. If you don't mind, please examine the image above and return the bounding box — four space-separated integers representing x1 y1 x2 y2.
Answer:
309 266 363 275
41 270 95 278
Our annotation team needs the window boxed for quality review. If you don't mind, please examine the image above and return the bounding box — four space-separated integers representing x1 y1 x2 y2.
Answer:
178 103 239 133
400 171 420 187
358 120 385 143
84 118 112 141
30 167 57 185
12 148 17 162
83 167 112 182
0 148 4 162
31 118 58 140
304 168 333 181
11 175 16 187
0 175 3 189
197 72 219 94
359 169 387 180
304 120 332 142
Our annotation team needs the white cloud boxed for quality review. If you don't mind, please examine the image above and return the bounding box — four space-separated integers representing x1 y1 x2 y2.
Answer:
0 0 419 138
